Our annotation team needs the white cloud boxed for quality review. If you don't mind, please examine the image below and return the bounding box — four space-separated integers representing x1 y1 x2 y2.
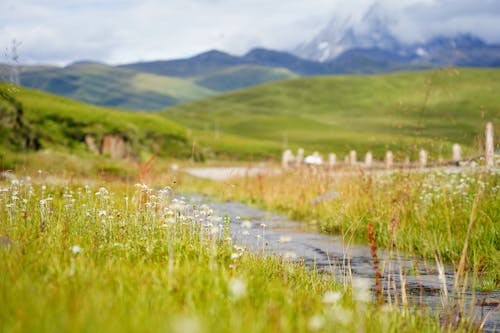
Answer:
0 0 499 65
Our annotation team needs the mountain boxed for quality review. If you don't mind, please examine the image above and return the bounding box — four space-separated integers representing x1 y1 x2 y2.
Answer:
18 62 215 110
294 3 404 62
14 51 305 110
292 3 500 69
120 50 243 78
121 48 327 77
9 23 500 112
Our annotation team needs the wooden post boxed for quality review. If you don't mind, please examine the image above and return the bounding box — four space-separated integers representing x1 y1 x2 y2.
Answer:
486 122 494 168
282 149 294 169
296 148 304 167
365 152 373 168
452 144 461 162
349 150 357 166
328 153 336 168
419 149 428 168
385 151 393 169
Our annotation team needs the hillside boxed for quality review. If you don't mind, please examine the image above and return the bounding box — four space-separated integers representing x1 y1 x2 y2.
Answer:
162 68 500 159
19 62 215 110
0 83 189 158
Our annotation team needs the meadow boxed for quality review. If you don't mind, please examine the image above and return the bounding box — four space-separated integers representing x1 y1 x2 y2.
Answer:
1 176 454 333
163 68 500 160
1 68 499 332
181 166 499 291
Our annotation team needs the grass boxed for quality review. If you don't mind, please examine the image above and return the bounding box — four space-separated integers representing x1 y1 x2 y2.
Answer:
162 68 500 160
179 166 500 290
0 177 452 333
1 84 189 158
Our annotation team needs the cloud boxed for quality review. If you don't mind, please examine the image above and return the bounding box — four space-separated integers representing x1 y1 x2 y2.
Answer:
0 0 499 65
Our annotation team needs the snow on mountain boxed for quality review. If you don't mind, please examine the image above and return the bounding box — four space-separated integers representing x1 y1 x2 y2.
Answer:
294 3 403 62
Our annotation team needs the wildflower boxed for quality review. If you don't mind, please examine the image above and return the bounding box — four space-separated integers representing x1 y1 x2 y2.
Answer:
308 315 325 331
322 291 342 305
228 277 247 300
71 245 83 254
352 278 371 302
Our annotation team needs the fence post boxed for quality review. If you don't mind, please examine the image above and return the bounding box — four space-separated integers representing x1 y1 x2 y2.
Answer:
486 122 494 168
452 144 461 163
385 151 393 169
282 149 294 169
349 150 357 166
365 152 373 168
328 153 336 168
296 148 304 167
419 149 428 168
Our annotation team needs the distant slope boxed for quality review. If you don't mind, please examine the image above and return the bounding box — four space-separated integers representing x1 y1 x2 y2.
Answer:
162 68 500 159
195 65 297 92
1 83 189 157
19 62 215 110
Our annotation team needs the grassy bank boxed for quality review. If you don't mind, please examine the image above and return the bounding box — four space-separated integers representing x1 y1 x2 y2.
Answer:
179 166 500 290
0 177 451 333
1 83 189 158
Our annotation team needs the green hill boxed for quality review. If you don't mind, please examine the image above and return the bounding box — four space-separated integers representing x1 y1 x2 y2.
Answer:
162 68 500 160
195 65 297 92
0 83 189 158
20 62 215 110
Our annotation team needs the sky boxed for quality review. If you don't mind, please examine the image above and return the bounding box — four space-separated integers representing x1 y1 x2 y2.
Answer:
1 0 500 66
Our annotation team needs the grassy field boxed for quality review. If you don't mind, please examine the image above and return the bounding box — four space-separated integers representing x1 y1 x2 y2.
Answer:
180 166 500 290
0 84 189 159
163 68 500 160
0 176 473 333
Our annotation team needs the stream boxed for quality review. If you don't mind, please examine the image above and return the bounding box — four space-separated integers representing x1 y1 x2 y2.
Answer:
185 194 499 332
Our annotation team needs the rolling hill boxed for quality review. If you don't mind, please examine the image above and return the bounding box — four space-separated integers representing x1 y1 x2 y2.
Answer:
161 68 500 160
19 62 215 110
0 83 189 158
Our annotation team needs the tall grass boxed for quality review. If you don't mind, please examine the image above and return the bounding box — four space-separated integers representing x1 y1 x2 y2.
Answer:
181 167 500 289
0 176 457 332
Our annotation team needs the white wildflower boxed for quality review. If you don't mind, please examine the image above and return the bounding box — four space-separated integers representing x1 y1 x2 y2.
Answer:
228 278 247 300
308 315 325 331
322 291 342 305
71 245 83 254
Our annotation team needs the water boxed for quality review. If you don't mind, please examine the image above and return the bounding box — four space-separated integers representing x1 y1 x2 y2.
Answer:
185 194 499 332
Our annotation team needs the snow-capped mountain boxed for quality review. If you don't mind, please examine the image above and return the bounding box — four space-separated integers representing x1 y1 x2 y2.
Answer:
294 3 404 62
292 3 500 67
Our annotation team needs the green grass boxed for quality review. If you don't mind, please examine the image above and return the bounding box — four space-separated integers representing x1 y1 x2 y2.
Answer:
162 68 500 160
0 178 458 333
1 84 190 158
180 167 500 289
